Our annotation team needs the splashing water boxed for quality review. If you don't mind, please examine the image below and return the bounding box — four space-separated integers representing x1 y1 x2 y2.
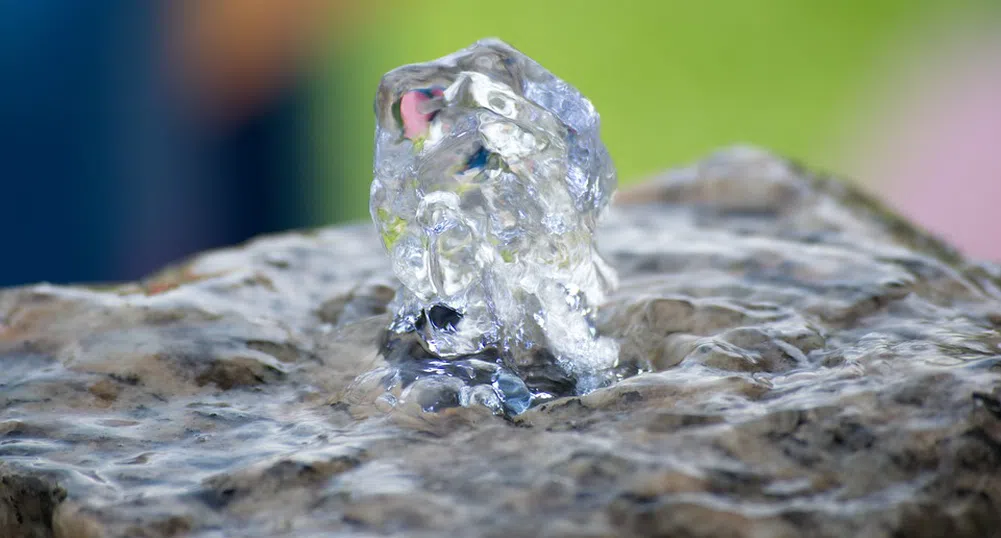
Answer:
370 39 620 408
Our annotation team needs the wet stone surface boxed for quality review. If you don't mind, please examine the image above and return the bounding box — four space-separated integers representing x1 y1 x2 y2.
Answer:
2 147 1001 537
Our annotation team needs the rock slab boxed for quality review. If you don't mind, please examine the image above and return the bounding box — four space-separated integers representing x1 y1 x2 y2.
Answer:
2 147 1001 537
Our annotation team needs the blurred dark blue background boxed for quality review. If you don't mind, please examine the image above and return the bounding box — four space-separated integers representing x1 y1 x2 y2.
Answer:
0 2 320 286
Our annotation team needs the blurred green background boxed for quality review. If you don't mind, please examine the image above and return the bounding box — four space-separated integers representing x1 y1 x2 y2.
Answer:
2 0 999 286
313 0 997 222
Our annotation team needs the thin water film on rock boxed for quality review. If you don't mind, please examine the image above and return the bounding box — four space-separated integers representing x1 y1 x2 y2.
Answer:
370 38 620 410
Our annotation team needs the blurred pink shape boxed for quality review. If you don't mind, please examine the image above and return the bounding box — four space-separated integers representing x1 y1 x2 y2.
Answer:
858 29 1001 261
400 88 443 140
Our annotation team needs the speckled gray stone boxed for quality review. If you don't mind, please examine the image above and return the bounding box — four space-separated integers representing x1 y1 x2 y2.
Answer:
2 147 1000 538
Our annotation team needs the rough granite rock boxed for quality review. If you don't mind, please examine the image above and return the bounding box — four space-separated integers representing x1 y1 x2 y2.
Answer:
2 147 1001 538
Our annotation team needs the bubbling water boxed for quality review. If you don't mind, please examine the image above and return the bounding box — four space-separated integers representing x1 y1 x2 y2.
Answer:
370 39 620 410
